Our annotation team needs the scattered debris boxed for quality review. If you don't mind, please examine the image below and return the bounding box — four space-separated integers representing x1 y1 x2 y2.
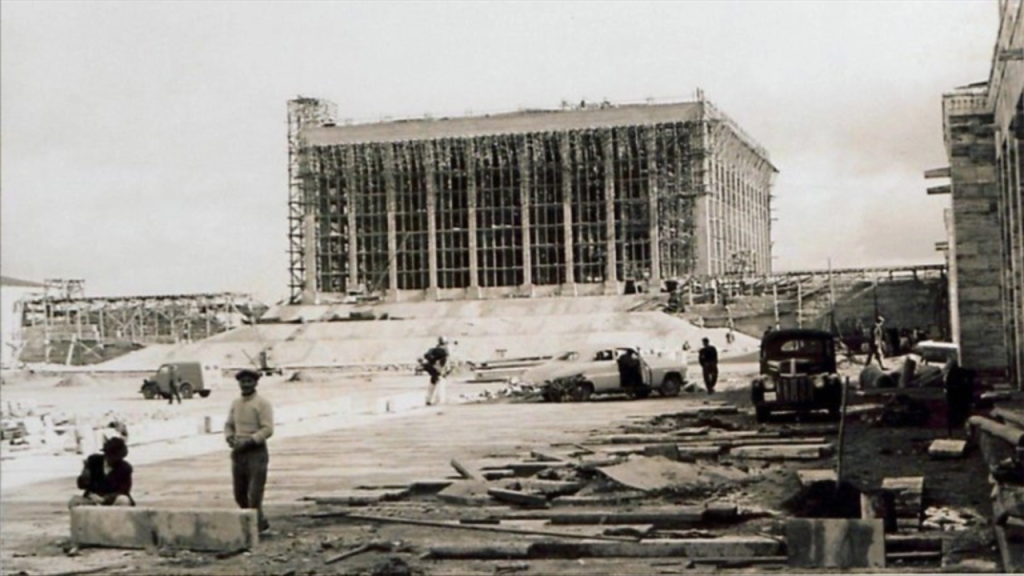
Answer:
596 455 749 494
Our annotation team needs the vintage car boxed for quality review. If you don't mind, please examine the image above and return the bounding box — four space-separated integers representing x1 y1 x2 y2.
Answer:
528 345 688 402
750 329 843 422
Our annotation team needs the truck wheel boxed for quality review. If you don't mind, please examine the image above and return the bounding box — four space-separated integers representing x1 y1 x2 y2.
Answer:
142 384 156 400
179 383 194 399
198 390 211 398
659 375 683 397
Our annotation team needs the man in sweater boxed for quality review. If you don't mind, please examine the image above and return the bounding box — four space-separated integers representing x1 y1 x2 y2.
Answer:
68 436 134 508
224 368 274 533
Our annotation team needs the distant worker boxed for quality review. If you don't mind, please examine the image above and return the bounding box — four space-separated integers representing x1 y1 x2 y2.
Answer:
865 316 887 369
725 316 736 345
68 436 134 509
943 359 974 438
224 369 274 533
421 336 450 406
617 348 644 392
167 364 182 405
698 337 719 394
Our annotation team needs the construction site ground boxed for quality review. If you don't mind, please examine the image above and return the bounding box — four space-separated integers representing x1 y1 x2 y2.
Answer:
0 359 1003 576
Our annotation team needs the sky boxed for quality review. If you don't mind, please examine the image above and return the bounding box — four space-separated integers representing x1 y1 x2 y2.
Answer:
0 1 1000 305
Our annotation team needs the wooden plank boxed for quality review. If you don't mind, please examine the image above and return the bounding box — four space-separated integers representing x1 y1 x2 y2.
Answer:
786 519 885 569
923 167 951 179
730 444 833 460
335 512 638 542
927 185 952 195
450 458 477 480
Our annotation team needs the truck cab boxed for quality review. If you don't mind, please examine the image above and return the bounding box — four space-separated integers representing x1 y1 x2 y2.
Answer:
751 329 843 422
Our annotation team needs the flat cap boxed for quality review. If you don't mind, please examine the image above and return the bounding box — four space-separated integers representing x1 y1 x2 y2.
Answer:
235 368 262 382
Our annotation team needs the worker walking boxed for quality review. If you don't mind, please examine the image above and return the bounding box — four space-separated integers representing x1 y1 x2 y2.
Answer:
698 337 719 394
421 336 450 406
224 369 274 533
167 364 182 405
865 316 887 369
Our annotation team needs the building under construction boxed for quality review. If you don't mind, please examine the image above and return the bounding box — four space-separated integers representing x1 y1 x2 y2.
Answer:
288 94 776 303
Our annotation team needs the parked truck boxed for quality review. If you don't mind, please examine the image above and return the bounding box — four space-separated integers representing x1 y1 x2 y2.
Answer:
140 362 218 400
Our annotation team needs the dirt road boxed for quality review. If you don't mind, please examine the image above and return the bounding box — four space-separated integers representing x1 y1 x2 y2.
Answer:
0 362 1002 575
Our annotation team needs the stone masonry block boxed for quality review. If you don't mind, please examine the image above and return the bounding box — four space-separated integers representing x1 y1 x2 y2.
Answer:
960 286 1002 302
71 507 258 552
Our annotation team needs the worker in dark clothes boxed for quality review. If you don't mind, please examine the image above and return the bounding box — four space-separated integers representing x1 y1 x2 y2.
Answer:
617 348 644 392
865 316 887 369
943 359 974 438
167 364 182 405
698 337 719 394
225 369 274 533
421 336 450 406
68 436 134 508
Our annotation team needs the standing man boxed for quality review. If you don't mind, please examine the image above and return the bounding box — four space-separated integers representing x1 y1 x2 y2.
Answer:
943 359 974 438
167 365 182 405
224 368 274 533
421 336 450 406
698 337 719 394
865 316 887 369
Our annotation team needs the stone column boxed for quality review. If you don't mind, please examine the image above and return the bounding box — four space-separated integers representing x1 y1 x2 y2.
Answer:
344 147 359 293
383 144 399 301
424 143 440 300
466 140 481 299
947 110 1006 386
645 128 661 288
560 133 576 294
602 129 619 294
519 136 533 295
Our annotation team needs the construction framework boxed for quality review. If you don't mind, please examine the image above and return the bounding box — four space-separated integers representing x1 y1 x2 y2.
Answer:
287 93 777 303
17 292 265 364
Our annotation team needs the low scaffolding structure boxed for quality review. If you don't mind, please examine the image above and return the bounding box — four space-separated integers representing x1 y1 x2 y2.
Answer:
17 292 266 365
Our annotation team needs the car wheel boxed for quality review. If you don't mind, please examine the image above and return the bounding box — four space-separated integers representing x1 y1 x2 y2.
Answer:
179 383 194 399
659 374 683 397
573 382 594 402
142 384 156 400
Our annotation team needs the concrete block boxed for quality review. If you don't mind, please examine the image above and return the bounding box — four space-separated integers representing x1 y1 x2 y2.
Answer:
928 439 967 459
786 519 885 569
71 507 258 552
796 469 837 487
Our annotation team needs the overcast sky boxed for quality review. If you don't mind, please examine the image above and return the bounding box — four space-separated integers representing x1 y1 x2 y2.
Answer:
0 1 998 304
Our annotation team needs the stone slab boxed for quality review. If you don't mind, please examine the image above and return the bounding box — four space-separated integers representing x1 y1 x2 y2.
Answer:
928 439 967 459
786 519 885 569
70 507 258 552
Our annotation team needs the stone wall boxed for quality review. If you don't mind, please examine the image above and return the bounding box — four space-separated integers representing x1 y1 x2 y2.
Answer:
946 109 1009 385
